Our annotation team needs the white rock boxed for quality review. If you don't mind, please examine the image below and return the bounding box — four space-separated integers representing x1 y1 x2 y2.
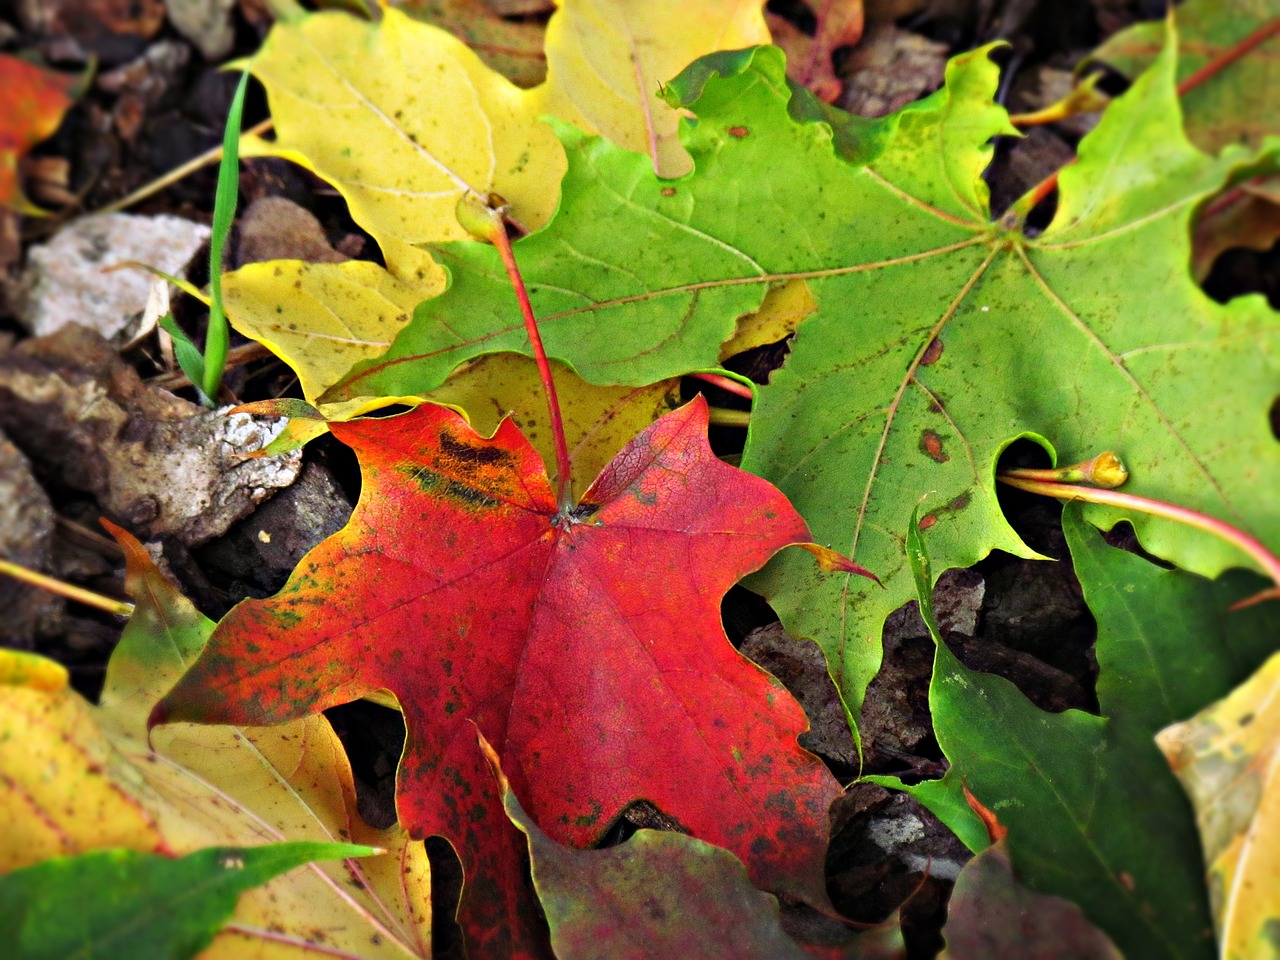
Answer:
165 0 237 60
18 213 210 340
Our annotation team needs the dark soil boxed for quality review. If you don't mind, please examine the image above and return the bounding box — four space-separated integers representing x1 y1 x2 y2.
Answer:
2 1 1274 957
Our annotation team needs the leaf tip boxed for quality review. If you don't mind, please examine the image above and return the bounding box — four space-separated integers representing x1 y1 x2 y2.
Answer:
962 782 1008 846
794 542 882 585
146 699 170 743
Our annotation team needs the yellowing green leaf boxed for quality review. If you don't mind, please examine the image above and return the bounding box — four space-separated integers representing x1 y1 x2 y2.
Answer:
426 353 682 497
0 524 431 959
536 0 769 177
1157 651 1280 960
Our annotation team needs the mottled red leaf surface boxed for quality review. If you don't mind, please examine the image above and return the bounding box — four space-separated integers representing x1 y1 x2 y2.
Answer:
0 55 77 213
153 396 843 958
940 840 1122 959
480 733 813 960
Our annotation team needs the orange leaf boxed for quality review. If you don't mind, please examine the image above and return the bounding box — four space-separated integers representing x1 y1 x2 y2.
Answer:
0 55 77 214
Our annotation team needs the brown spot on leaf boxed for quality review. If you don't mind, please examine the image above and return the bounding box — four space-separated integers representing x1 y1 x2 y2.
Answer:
440 433 511 466
727 126 749 138
920 430 948 463
920 338 943 365
661 187 676 197
919 515 937 530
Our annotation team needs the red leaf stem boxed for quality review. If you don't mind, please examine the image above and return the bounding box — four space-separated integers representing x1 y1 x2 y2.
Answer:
689 371 754 400
489 213 575 511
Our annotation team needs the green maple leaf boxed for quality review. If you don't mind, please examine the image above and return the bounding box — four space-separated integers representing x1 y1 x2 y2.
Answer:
331 22 1280 723
0 843 376 960
735 31 1280 719
886 507 1280 960
1092 2 1280 153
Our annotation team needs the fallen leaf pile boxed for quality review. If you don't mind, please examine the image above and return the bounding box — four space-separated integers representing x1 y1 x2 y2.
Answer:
4 0 1280 957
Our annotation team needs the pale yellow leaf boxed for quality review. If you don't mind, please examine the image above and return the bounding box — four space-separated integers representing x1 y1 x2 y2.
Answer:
719 278 816 360
536 0 770 177
223 258 432 414
248 6 565 276
0 531 431 959
1157 651 1280 960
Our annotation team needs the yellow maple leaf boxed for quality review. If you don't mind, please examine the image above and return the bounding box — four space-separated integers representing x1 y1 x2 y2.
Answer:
0 526 431 959
1157 651 1280 960
243 5 564 280
536 0 769 177
223 258 429 414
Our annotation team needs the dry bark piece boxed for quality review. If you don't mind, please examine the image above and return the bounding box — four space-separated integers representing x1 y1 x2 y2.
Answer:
860 632 936 771
861 569 985 772
828 787 971 925
0 324 301 547
15 213 210 340
196 461 353 597
0 429 58 647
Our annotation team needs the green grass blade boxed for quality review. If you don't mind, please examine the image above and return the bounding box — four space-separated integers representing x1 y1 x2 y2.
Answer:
202 68 250 404
159 314 209 405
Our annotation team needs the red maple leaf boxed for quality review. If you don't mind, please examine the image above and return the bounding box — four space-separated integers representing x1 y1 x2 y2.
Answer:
0 54 78 213
152 396 848 957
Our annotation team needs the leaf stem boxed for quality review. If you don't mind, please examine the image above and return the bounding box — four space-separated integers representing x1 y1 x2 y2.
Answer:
1176 15 1280 96
707 406 751 428
997 475 1280 605
689 371 754 400
0 558 134 617
480 200 574 510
